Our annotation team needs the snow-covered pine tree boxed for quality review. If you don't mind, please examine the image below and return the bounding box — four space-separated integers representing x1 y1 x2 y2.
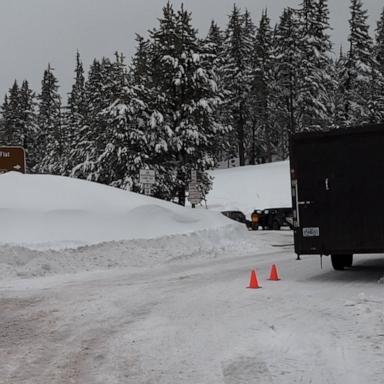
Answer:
95 79 149 191
131 34 152 88
202 21 231 165
296 0 334 131
73 53 127 183
70 59 102 178
18 80 38 171
339 0 374 126
148 2 228 204
0 95 9 144
273 7 301 157
36 64 62 174
222 5 254 166
0 80 38 170
83 53 149 189
249 9 274 163
204 21 224 61
333 46 350 127
371 8 384 122
376 8 384 76
64 51 87 175
0 115 5 145
1 81 22 145
130 34 173 196
70 58 112 179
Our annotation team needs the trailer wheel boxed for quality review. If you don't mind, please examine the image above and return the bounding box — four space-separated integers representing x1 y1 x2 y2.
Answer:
344 254 353 267
331 254 353 270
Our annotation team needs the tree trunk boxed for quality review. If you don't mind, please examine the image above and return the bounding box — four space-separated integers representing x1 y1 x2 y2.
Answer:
178 185 186 206
238 106 245 166
249 121 256 165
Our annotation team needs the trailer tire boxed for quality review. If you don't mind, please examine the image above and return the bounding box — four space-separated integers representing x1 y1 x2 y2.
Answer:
344 254 353 267
331 254 353 270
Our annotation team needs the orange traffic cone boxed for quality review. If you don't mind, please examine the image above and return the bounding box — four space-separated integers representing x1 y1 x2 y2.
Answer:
247 270 261 289
268 264 280 281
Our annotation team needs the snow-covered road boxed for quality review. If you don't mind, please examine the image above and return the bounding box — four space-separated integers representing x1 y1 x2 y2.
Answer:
1 232 384 384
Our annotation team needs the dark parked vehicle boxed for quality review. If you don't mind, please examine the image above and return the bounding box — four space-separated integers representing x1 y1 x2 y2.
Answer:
261 207 293 230
221 210 252 229
250 208 293 230
289 123 384 270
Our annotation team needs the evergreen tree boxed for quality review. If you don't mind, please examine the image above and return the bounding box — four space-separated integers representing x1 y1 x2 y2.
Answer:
70 55 126 180
1 81 22 145
81 54 148 188
222 5 254 166
339 0 374 125
131 34 151 88
371 8 384 122
334 46 349 126
297 0 334 131
273 7 301 157
18 80 38 171
0 95 9 144
63 51 87 175
148 2 228 204
0 80 38 170
376 8 384 75
204 20 224 60
91 82 149 190
36 64 62 174
202 21 229 164
0 115 5 145
249 10 274 163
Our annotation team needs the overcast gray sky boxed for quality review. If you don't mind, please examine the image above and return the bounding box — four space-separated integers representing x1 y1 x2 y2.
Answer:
0 0 383 100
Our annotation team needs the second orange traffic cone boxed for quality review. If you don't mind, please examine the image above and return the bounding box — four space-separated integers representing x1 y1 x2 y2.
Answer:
247 270 261 289
268 264 280 281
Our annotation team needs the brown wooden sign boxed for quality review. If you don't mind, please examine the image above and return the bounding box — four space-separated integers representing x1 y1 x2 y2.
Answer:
0 147 26 174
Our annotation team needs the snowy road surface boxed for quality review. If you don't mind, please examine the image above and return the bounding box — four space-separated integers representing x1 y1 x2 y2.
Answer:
1 232 384 384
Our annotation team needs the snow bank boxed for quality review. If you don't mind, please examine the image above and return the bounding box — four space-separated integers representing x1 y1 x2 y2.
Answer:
0 164 291 280
206 161 291 215
0 172 242 250
0 224 260 280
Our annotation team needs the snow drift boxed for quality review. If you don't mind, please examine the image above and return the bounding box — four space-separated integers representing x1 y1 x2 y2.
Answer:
0 172 243 250
207 160 291 215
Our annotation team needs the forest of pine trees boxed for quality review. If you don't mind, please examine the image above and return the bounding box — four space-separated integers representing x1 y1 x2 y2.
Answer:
1 0 384 204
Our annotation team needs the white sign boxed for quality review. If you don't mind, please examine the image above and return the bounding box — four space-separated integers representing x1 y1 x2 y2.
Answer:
303 227 320 237
188 182 199 192
140 169 156 184
188 182 202 204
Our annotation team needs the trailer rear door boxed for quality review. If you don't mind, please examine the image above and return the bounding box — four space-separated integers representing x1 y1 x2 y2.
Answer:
292 138 330 254
291 126 384 256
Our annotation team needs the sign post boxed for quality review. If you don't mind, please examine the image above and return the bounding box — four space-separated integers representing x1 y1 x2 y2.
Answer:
0 147 26 174
140 169 156 196
188 169 202 207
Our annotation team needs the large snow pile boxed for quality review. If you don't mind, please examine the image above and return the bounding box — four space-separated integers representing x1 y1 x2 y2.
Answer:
0 172 244 250
207 160 291 215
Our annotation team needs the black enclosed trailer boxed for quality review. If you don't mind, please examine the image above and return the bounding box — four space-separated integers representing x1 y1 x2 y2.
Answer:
289 123 384 270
